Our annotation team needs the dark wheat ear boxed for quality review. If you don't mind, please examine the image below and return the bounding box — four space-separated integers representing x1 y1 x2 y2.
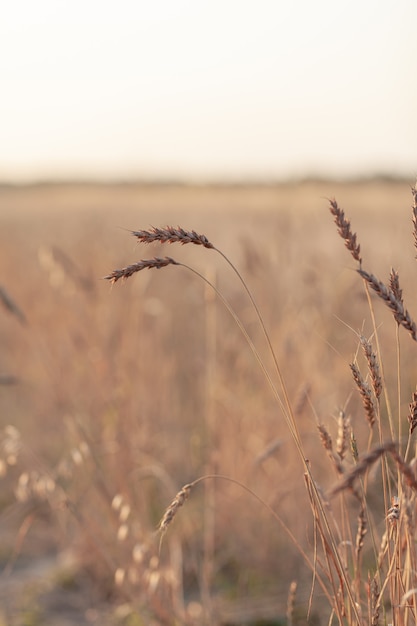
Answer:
328 442 397 498
389 268 402 306
104 257 179 284
131 226 214 249
408 388 417 435
329 442 417 498
350 362 377 429
328 199 362 265
359 335 382 401
158 483 193 534
357 269 417 341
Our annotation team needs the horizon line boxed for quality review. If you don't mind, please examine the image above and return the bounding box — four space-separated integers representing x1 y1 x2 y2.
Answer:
0 172 414 189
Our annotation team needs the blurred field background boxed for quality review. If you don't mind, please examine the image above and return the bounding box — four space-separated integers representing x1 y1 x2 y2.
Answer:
2 1 417 623
1 178 417 624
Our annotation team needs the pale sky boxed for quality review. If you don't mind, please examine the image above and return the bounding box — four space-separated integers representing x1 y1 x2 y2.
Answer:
1 1 416 182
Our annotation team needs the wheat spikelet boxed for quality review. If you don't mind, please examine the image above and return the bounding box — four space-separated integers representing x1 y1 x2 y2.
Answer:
158 483 193 534
408 388 417 435
104 257 179 284
329 442 396 498
131 226 214 249
317 423 333 452
350 362 377 428
328 199 362 264
286 581 297 626
336 410 350 461
386 495 400 525
360 335 382 400
350 430 359 462
318 423 344 474
355 505 367 560
357 268 417 341
389 268 406 326
370 575 380 626
389 268 403 310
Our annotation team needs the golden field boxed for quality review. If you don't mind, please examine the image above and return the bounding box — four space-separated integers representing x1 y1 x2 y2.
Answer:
1 179 417 625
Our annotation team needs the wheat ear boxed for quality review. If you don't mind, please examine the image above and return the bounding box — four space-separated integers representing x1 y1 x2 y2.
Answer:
131 226 214 249
359 335 382 400
350 362 377 428
408 389 417 435
328 442 397 498
357 269 417 341
104 257 179 283
158 483 193 534
328 198 362 264
329 442 417 497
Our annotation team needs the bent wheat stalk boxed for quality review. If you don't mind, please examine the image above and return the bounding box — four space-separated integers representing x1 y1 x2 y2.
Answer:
108 227 305 459
157 473 333 606
130 226 300 447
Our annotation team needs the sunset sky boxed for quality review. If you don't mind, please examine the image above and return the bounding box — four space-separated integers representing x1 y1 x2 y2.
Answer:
1 1 416 181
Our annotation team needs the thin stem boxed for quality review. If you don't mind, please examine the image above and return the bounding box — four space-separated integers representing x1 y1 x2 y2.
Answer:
363 280 393 509
177 262 294 436
213 246 303 451
396 324 402 456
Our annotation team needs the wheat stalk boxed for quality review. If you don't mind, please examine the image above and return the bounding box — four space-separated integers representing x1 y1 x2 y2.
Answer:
156 473 345 613
103 186 417 623
412 182 417 256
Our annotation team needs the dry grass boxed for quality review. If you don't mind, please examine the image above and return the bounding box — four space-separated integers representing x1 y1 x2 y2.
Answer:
1 179 417 624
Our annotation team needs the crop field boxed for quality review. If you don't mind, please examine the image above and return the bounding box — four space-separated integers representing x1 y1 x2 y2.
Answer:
1 179 417 625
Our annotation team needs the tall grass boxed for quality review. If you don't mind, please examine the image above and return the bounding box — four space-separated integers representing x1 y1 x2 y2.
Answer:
104 183 417 625
1 181 417 624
